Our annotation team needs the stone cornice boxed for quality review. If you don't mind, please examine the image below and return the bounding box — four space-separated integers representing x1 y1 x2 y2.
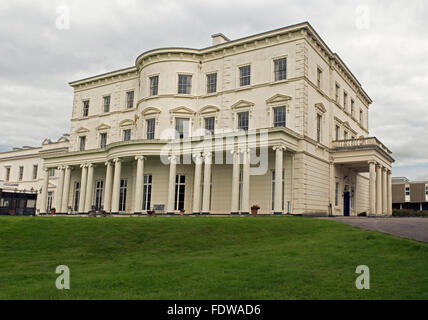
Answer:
69 22 371 106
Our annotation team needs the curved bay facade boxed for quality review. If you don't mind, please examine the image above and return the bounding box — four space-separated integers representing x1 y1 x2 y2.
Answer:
0 22 394 216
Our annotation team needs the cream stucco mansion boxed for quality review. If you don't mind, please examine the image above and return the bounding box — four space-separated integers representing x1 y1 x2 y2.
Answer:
0 22 394 216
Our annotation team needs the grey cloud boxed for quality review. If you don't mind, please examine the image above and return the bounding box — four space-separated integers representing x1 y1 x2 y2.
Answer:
0 0 427 178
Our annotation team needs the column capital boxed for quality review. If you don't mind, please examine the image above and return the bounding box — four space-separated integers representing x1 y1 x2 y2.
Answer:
135 155 147 161
113 158 122 164
80 164 88 169
230 149 238 155
273 145 286 152
203 152 212 158
105 160 113 166
87 163 95 169
382 166 389 172
64 165 72 170
192 153 203 164
368 160 377 165
168 155 178 162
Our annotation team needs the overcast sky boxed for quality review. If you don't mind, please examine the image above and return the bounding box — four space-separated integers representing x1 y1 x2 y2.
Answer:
0 0 427 179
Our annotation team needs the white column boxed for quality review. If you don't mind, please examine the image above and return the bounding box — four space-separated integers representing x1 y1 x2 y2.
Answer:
376 164 382 215
369 161 376 216
55 167 65 212
382 167 388 215
241 149 250 214
103 161 114 213
230 150 240 215
39 168 50 214
167 155 177 214
387 170 392 215
61 166 72 213
192 153 203 215
202 153 212 215
78 165 88 213
111 159 122 214
273 146 285 215
84 164 95 212
133 156 146 214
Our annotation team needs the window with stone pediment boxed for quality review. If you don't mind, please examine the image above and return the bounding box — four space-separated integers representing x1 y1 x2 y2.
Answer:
231 100 254 132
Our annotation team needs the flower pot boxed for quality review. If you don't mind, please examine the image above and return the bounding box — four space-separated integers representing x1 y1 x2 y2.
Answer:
251 209 258 216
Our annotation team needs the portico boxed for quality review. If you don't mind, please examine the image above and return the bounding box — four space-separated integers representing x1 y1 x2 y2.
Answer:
39 128 297 215
332 137 394 216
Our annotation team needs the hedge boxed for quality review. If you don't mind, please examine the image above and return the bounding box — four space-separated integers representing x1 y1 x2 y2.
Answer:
392 209 428 217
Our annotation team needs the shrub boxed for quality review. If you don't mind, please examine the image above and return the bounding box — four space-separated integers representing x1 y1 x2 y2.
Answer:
392 209 428 217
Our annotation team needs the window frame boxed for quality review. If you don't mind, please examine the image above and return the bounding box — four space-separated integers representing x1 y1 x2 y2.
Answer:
273 106 286 127
18 166 24 181
175 117 190 139
149 75 159 96
343 91 348 111
79 136 86 151
99 132 107 148
206 72 217 94
123 129 132 142
119 179 128 212
82 100 90 117
174 174 186 211
204 116 215 135
142 174 152 211
103 95 111 113
335 125 340 141
32 165 38 180
335 83 340 104
316 113 322 143
177 74 192 94
126 91 134 109
273 57 287 81
239 65 251 87
94 180 104 211
317 67 322 89
146 118 156 140
5 167 11 182
237 111 249 131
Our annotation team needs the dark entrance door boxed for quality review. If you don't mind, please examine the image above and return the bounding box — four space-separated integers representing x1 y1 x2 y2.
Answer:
343 191 350 216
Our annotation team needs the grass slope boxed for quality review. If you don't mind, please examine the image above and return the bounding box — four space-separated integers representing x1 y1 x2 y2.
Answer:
0 216 427 300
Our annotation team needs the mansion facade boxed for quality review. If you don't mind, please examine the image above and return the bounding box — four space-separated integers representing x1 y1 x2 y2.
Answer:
0 22 394 216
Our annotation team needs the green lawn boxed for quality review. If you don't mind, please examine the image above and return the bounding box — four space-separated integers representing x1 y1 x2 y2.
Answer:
0 216 427 300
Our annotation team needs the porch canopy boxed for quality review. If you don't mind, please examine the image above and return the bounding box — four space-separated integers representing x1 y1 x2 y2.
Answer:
332 137 394 215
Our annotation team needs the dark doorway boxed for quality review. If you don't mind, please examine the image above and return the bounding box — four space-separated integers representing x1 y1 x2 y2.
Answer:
343 191 350 216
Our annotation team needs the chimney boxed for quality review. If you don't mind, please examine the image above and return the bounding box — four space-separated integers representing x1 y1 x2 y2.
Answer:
211 33 230 46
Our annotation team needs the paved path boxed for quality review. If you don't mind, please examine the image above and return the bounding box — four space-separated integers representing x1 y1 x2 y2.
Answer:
319 217 428 243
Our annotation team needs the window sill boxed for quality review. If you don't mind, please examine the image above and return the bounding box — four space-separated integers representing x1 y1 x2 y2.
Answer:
235 85 253 92
269 79 289 86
